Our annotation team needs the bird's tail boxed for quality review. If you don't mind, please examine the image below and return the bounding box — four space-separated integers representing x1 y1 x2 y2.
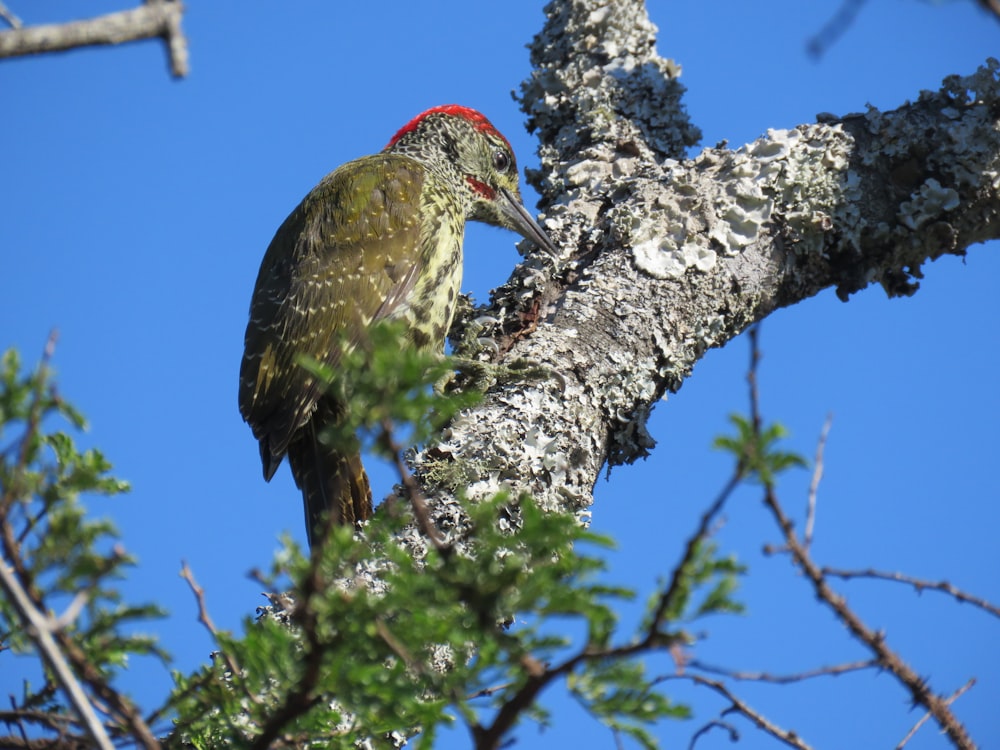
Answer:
287 415 373 547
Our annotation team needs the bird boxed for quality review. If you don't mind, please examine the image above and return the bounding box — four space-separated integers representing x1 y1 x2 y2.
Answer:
239 105 557 547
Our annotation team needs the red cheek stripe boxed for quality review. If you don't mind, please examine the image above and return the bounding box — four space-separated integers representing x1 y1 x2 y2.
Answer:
466 176 496 200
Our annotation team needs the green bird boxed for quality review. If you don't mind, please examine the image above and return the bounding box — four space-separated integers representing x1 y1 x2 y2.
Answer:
239 105 557 546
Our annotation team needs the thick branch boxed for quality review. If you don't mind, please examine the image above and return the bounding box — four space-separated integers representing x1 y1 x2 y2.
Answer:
412 0 1000 533
0 2 188 77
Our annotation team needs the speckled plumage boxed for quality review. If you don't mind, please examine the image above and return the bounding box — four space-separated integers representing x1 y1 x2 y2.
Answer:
239 106 557 546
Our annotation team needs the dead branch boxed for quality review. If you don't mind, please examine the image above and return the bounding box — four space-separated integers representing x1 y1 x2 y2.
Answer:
0 1 188 77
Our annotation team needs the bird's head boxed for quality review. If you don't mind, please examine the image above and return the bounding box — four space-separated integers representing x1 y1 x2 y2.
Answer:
385 105 558 257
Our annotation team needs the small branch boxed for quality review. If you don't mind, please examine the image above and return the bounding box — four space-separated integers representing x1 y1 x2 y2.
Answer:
179 561 254 697
51 590 89 631
380 419 452 557
374 618 418 673
689 719 739 750
179 560 219 634
744 330 975 748
0 2 21 29
746 326 763 436
763 474 974 748
0 1 189 77
822 567 1000 620
649 468 741 629
690 658 879 684
659 674 813 750
806 0 867 58
0 559 115 750
803 414 831 550
897 678 976 749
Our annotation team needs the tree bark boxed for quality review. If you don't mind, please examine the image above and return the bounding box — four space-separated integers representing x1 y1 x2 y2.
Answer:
0 1 188 78
409 0 1000 531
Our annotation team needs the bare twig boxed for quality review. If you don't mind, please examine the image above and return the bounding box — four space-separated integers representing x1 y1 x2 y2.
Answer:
689 719 739 750
896 678 975 749
746 326 763 435
659 673 813 750
179 561 219 634
467 681 514 700
0 2 20 29
0 1 189 77
179 561 254 699
822 567 1000 620
803 414 831 550
51 590 89 631
690 658 878 684
807 0 866 58
744 332 975 749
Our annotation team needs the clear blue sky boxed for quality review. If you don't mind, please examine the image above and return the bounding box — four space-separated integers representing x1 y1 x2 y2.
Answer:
2 1 998 748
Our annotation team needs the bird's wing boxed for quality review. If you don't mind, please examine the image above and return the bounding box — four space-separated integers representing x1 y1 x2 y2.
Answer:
238 154 427 468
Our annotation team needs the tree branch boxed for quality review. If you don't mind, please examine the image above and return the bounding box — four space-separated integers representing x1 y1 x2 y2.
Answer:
0 560 114 750
0 1 188 77
412 0 1000 550
743 339 976 748
822 567 1000 619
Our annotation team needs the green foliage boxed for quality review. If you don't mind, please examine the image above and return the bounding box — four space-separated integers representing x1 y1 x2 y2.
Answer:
170 491 734 749
713 414 808 486
0 346 167 740
169 333 747 749
1 335 751 749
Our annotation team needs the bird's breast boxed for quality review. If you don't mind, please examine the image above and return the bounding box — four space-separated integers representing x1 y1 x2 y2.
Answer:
391 214 464 351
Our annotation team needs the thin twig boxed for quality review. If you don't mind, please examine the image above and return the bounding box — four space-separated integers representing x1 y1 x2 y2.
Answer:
179 561 253 695
467 681 514 700
659 673 813 750
822 567 1000 620
374 618 418 673
689 719 739 750
744 332 975 749
649 468 741 629
807 0 867 58
803 414 831 551
0 1 20 29
690 658 878 684
746 326 762 435
51 590 89 631
379 418 451 557
6 698 32 747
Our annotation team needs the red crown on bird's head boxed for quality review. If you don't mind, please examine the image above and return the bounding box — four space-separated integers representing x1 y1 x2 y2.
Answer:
385 105 511 151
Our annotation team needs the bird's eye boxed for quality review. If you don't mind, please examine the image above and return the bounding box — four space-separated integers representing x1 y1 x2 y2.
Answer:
492 149 511 173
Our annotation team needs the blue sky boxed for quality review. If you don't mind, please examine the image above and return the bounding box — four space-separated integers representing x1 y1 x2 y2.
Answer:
2 1 998 748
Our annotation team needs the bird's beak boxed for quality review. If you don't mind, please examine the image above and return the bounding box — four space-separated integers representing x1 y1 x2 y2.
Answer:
499 187 559 258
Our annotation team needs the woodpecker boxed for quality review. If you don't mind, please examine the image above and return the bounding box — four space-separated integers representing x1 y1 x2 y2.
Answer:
239 105 557 546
